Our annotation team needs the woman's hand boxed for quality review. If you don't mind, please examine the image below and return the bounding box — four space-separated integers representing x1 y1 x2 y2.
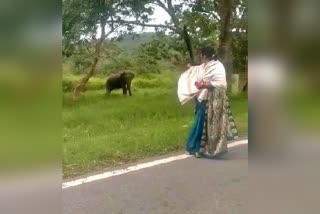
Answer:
201 80 210 88
195 80 210 89
195 81 202 89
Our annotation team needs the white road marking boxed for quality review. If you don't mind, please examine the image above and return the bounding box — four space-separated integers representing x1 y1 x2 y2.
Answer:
62 139 248 189
228 139 248 148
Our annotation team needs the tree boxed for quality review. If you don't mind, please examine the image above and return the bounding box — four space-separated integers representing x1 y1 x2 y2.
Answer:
150 0 196 64
119 0 246 80
187 0 247 84
107 0 197 64
217 0 234 83
63 0 247 94
63 0 153 99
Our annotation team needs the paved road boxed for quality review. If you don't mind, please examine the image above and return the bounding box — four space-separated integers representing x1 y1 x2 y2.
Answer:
63 144 247 214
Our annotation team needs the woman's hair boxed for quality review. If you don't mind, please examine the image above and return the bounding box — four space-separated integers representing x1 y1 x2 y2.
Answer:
200 47 218 60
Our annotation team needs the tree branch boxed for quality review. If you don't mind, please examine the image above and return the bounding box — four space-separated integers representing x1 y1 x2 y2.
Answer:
235 6 246 31
195 8 221 21
110 16 115 32
107 20 177 32
105 23 123 38
84 40 95 57
153 0 181 33
166 0 178 23
154 0 170 14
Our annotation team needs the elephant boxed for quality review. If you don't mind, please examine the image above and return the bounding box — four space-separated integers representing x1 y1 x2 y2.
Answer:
106 71 135 96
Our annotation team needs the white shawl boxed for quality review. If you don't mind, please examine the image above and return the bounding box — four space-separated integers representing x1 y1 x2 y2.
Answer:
177 60 226 105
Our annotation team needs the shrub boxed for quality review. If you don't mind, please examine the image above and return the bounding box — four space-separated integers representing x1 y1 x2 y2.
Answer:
133 73 176 89
62 71 177 92
63 75 105 92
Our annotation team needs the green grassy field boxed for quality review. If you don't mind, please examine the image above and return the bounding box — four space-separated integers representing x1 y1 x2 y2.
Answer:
63 74 248 178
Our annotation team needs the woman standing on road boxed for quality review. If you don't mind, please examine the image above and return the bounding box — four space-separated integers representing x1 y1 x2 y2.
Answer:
177 47 238 158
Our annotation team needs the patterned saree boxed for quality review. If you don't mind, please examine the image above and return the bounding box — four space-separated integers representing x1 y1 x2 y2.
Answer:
178 61 238 158
185 88 238 158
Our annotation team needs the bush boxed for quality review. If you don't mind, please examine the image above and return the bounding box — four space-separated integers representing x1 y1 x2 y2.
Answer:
100 56 134 75
133 72 176 89
62 71 177 93
63 75 105 92
132 78 162 88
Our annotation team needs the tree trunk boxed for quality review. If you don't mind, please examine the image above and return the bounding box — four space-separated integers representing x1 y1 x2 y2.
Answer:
156 0 195 64
242 81 248 92
73 57 99 100
73 20 106 100
183 25 195 64
217 0 234 88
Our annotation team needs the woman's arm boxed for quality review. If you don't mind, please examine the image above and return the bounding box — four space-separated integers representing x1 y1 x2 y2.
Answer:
195 80 215 90
203 81 215 91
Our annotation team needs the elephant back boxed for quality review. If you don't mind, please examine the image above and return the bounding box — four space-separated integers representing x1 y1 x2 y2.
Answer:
107 72 121 79
106 71 135 82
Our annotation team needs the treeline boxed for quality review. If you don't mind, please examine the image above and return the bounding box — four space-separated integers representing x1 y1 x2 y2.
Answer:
63 0 247 98
63 31 246 76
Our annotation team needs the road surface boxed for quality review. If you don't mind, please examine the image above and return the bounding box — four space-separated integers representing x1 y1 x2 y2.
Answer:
63 142 247 214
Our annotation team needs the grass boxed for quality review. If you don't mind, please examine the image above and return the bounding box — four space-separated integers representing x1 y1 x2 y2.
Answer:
63 73 248 178
286 91 320 131
63 74 106 92
228 93 248 134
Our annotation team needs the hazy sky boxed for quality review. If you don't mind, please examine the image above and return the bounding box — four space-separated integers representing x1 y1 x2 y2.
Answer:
148 6 171 26
97 5 171 38
135 6 171 33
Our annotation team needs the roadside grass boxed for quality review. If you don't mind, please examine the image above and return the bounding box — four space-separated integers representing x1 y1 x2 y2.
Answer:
63 74 248 178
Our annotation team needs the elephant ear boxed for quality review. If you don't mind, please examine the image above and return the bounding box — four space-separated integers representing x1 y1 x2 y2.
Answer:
120 72 133 80
126 72 135 80
119 71 126 79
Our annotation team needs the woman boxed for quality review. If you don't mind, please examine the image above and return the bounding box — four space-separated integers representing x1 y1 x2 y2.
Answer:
177 47 238 158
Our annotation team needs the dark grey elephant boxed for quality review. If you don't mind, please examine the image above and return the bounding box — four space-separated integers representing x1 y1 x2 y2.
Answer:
106 71 135 96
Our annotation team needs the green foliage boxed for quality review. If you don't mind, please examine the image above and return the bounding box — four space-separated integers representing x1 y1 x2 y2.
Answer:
63 0 247 81
232 30 247 72
62 71 178 93
66 46 92 74
133 32 190 71
113 32 155 51
185 0 247 71
133 79 164 89
181 10 219 51
63 74 105 92
63 0 156 56
133 72 176 89
63 40 123 75
135 34 170 66
132 57 161 74
101 58 132 75
63 32 186 76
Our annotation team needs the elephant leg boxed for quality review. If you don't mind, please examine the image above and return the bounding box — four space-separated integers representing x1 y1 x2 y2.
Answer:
105 87 111 95
127 82 132 96
122 86 127 95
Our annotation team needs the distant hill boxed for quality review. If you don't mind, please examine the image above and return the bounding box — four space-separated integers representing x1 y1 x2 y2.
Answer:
113 32 156 51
